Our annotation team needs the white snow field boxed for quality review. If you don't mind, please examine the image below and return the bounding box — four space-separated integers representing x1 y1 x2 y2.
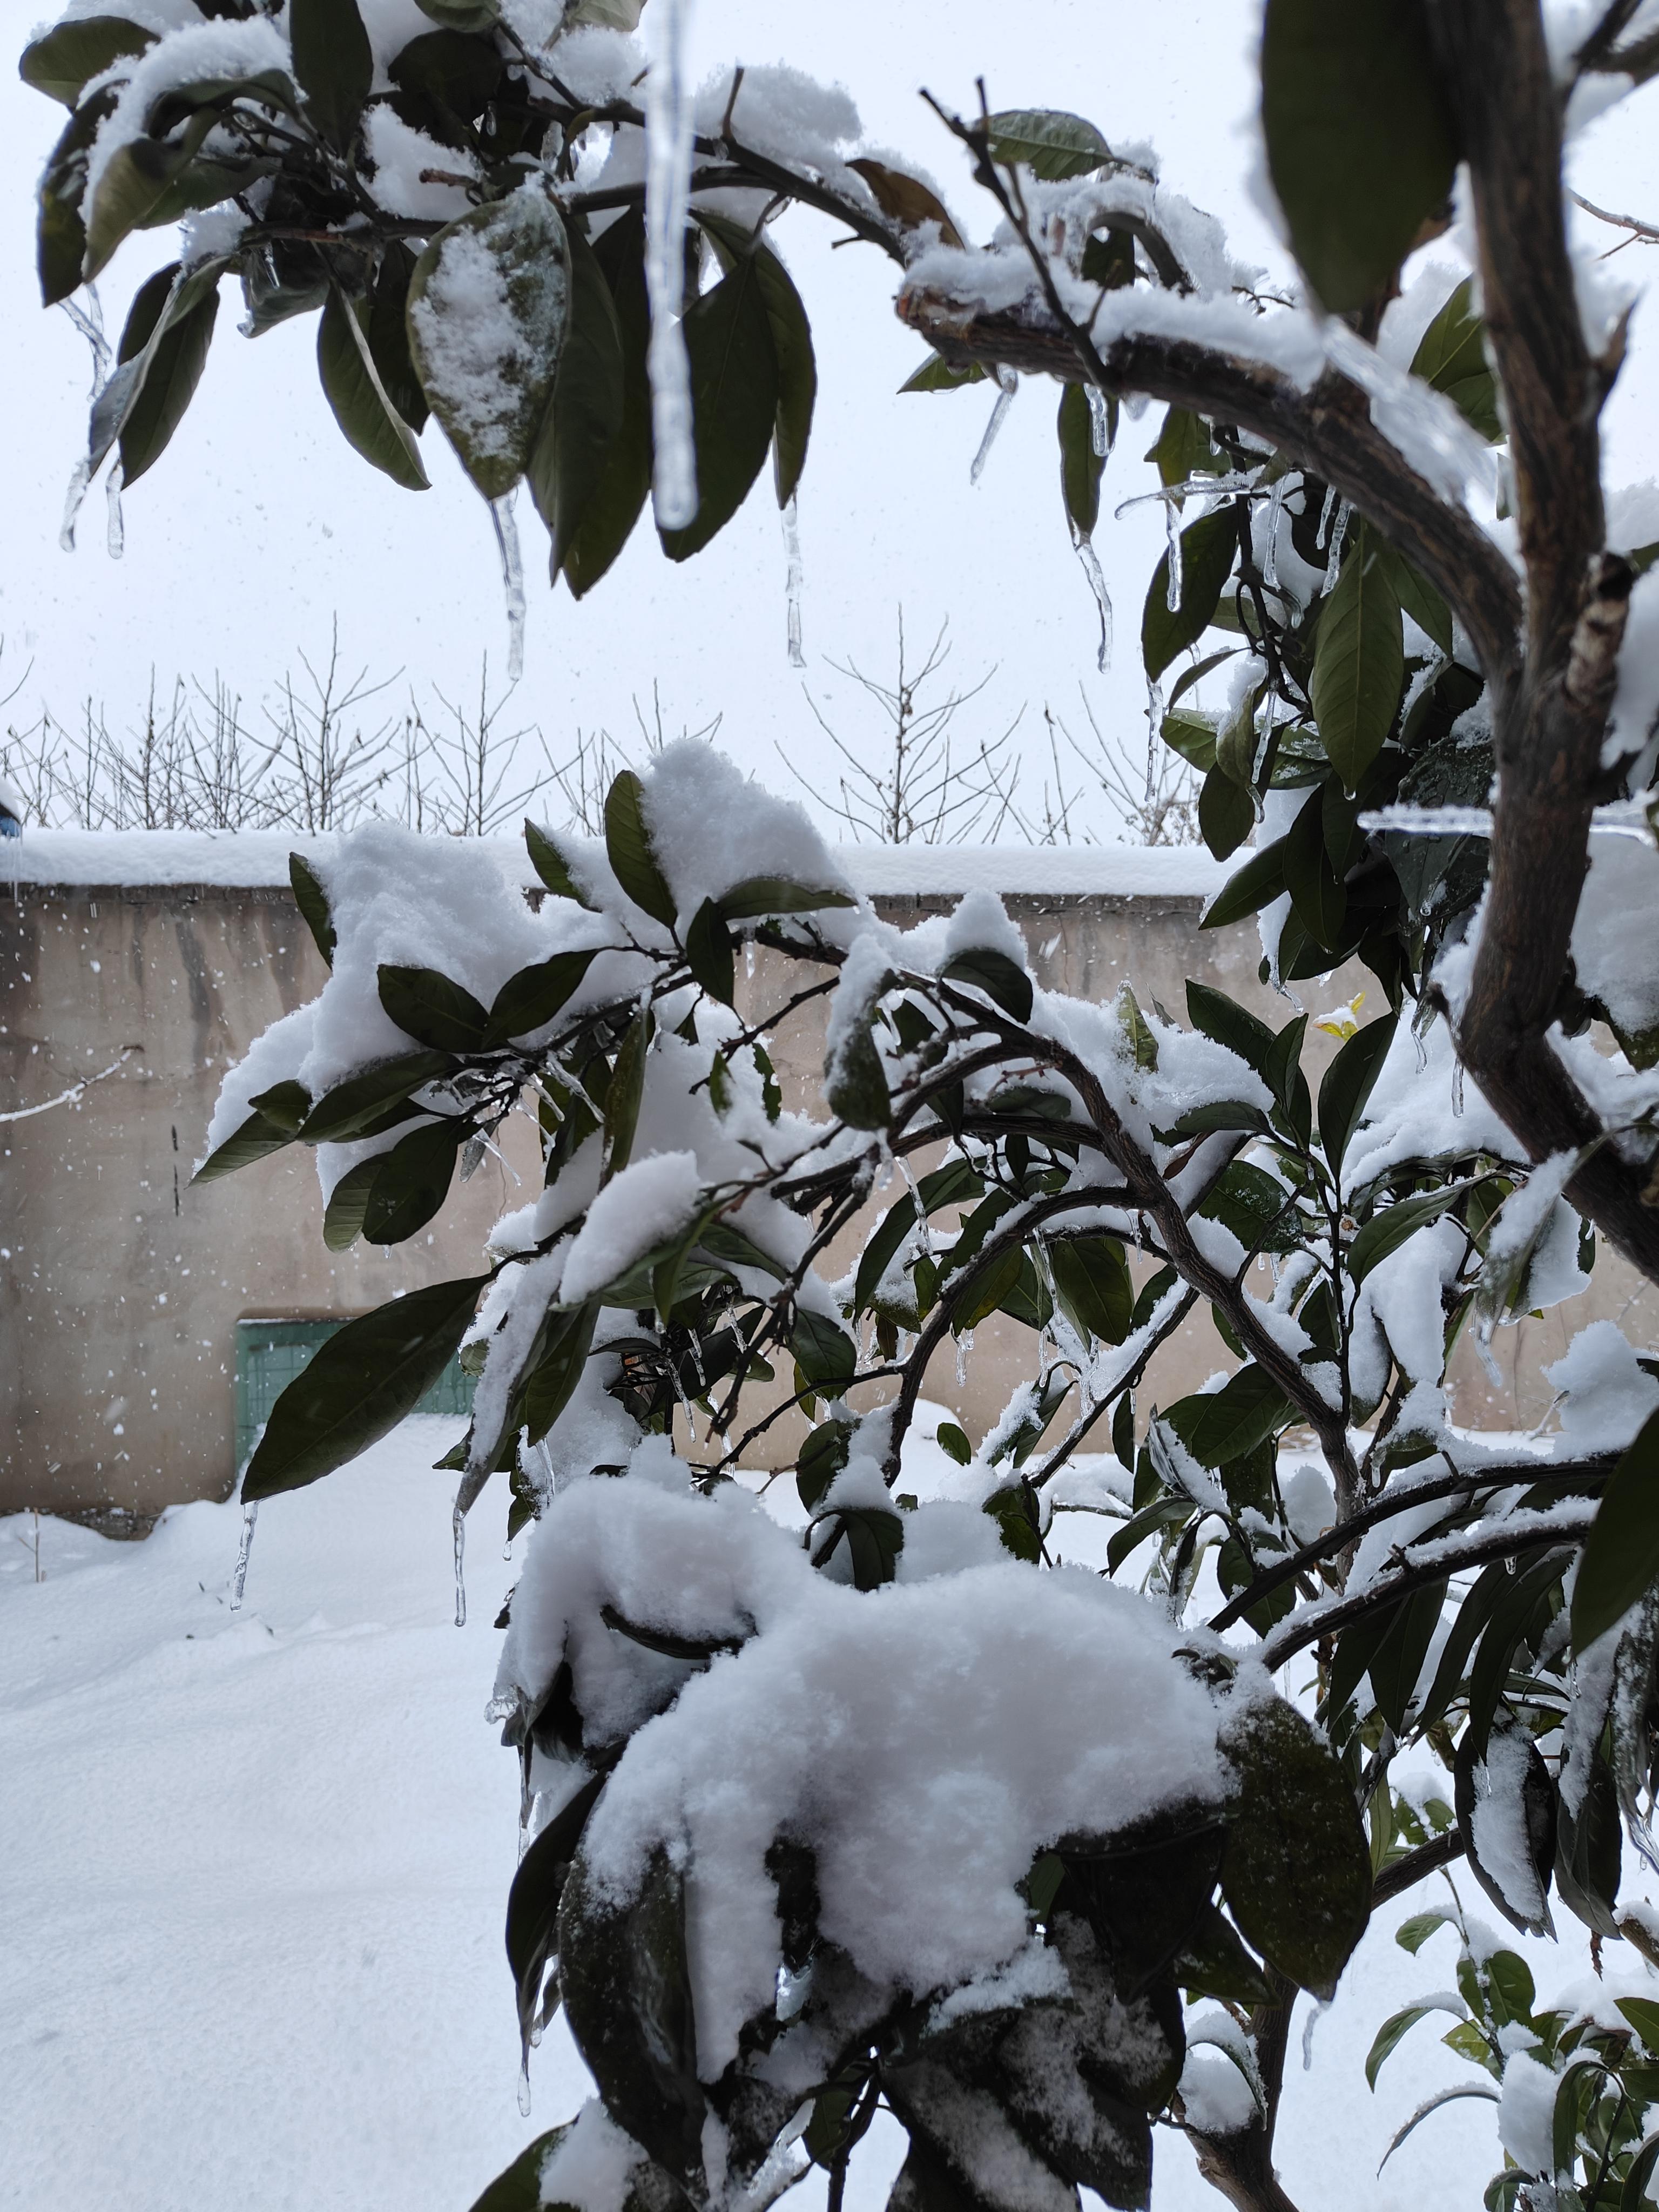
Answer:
0 1419 1613 2212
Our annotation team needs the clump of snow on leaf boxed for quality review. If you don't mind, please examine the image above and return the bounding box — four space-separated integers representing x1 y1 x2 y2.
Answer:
559 1151 704 1304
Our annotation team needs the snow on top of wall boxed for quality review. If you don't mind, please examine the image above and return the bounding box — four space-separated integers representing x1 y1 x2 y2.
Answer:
5 829 1231 901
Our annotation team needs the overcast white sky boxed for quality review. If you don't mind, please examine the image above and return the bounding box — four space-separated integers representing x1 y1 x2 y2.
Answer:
4 0 1659 835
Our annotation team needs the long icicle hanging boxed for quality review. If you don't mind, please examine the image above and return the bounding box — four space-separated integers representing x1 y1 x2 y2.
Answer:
490 491 526 680
643 0 698 530
781 494 806 668
970 366 1018 484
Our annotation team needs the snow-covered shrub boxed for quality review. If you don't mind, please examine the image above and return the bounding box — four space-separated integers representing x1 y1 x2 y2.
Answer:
30 2 1659 2207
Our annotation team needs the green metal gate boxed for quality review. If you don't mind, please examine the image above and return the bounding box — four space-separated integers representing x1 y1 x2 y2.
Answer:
234 1318 475 1474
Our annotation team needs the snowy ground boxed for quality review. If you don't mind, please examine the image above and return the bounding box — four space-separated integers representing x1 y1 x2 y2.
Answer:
0 1419 1612 2212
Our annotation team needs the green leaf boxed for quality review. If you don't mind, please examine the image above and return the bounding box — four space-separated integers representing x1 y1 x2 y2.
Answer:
557 1846 705 2184
1057 380 1105 541
21 15 153 105
1347 1183 1472 1284
1199 762 1255 860
37 97 104 307
1168 1366 1291 1469
192 1089 308 1183
1310 534 1404 793
321 1156 379 1250
1201 837 1289 931
983 107 1113 180
604 769 677 928
900 350 986 394
1174 1902 1273 2006
1411 276 1501 444
529 215 625 572
1378 2085 1501 2174
407 187 570 500
1366 1999 1465 2089
1185 981 1277 1083
288 853 335 966
1261 0 1457 315
287 0 372 147
414 0 500 25
1163 710 1218 773
117 271 220 485
522 1303 598 1441
1574 1408 1659 1652
797 1418 853 1510
1395 1908 1455 1955
658 246 779 561
937 1422 972 1467
1318 1012 1398 1169
316 284 428 490
604 1011 649 1172
465 2123 574 2212
1142 506 1239 681
1284 784 1347 952
854 1193 918 1313
983 1480 1043 1563
847 158 963 247
684 899 736 1007
792 1306 857 1392
952 1246 1024 1334
505 1765 608 2058
524 820 596 907
1146 406 1225 488
750 233 816 507
301 1049 456 1143
1219 1694 1371 1999
360 1118 464 1244
485 950 598 1046
243 1274 488 1499
562 210 652 598
1049 1236 1133 1347
941 946 1034 1024
377 963 490 1054
715 875 856 920
1372 538 1454 657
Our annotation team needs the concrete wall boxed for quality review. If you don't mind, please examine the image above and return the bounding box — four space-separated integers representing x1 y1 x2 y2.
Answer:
5 862 1653 1522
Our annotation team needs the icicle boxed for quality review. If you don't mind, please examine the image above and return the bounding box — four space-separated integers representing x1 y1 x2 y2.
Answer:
1145 677 1164 801
489 492 525 680
1301 1998 1329 2071
970 368 1018 485
1316 483 1339 551
453 1495 469 1629
643 0 698 529
955 1333 970 1389
1320 498 1351 597
230 1500 258 1611
1451 1056 1465 1118
1262 474 1287 592
517 2059 532 2118
781 494 806 668
1074 537 1112 672
1087 385 1110 458
105 460 125 559
1164 502 1183 613
59 461 92 552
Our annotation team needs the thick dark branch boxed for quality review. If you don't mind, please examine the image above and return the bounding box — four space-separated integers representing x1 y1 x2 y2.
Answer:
896 292 1523 691
1260 1534 1584 1671
1372 1828 1466 1908
1188 1968 1304 2212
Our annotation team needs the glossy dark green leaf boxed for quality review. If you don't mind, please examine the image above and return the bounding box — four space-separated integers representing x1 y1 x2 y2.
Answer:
361 1117 464 1244
1201 837 1289 931
982 1480 1042 1562
1455 1720 1555 1937
938 1422 973 1467
321 1156 379 1250
1184 981 1276 1081
1049 1236 1133 1347
716 875 855 920
301 1049 456 1143
1410 275 1501 444
854 1194 919 1313
658 248 779 561
1219 1694 1371 1999
1175 1902 1273 2006
984 107 1112 180
288 0 372 147
603 769 677 927
1310 532 1404 797
116 272 219 484
941 946 1034 1024
1366 1999 1464 2090
37 96 105 306
1199 762 1255 860
243 1273 488 1499
1574 1408 1659 1652
378 963 490 1053
466 2125 574 2212
1162 710 1218 773
1317 1011 1397 1169
744 228 816 507
1168 1367 1291 1469
522 1303 598 1442
192 1089 307 1182
1284 784 1347 952
505 1769 606 2058
792 1306 857 1392
684 898 735 1006
899 350 986 393
21 15 153 105
1146 406 1225 489
952 1246 1024 1334
562 210 652 598
485 950 598 1045
1556 1746 1622 1939
288 853 335 965
408 191 570 500
797 1418 853 1510
524 820 595 906
387 26 501 136
1261 0 1456 314
530 216 625 572
1057 380 1104 541
84 116 217 278
317 281 428 489
557 1846 705 2183
603 1010 649 1174
1142 505 1238 682
413 0 500 28
1347 1182 1471 1284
